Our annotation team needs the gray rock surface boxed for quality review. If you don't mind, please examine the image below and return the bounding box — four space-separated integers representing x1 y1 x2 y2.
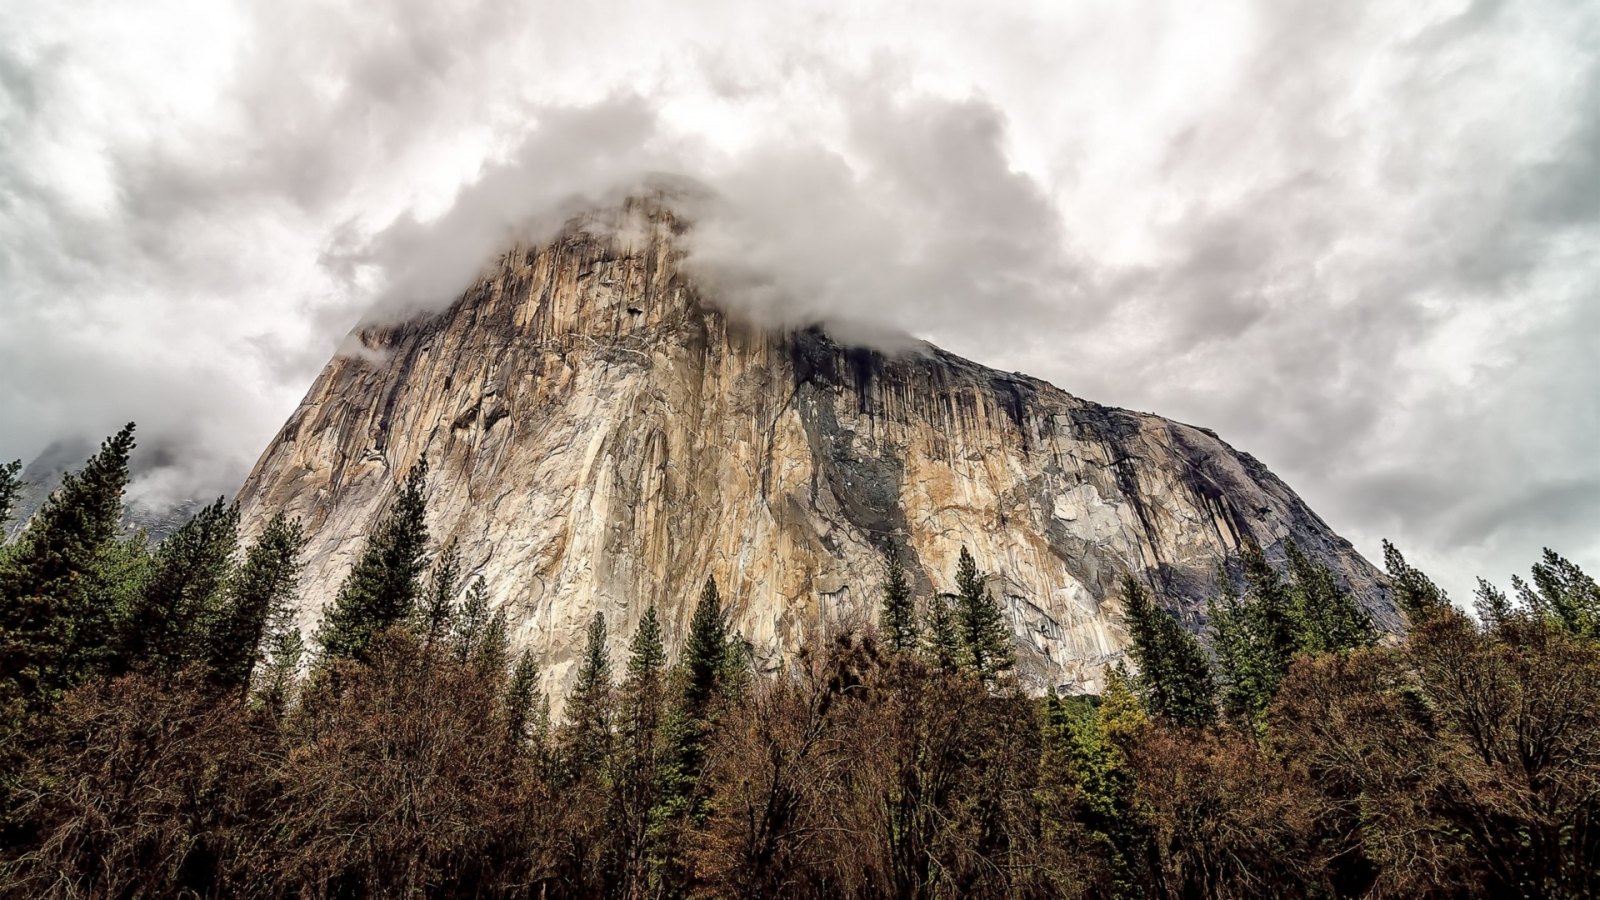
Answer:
237 201 1395 698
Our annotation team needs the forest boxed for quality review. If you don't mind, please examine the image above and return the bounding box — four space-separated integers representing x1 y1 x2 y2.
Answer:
1 424 1597 900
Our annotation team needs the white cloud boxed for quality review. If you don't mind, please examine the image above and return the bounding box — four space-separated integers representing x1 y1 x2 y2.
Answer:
1 0 1597 599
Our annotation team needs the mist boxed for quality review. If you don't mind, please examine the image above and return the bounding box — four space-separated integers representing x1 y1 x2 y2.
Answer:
2 0 1598 600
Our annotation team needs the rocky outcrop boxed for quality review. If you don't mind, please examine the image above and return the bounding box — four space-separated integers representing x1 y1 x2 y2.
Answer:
236 201 1393 697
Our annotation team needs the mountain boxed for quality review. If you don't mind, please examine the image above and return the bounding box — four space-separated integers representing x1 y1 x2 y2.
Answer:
236 200 1394 695
6 438 200 544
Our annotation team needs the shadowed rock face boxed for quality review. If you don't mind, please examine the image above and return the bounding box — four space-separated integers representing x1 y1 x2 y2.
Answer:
237 201 1394 697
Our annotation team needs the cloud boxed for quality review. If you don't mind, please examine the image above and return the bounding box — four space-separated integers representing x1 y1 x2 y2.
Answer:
1 0 1597 601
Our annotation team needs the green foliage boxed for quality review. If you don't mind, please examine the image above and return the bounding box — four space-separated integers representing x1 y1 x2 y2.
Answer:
452 576 492 664
563 611 614 769
1040 670 1148 898
1383 539 1449 621
878 542 918 652
207 512 305 694
253 624 304 713
627 605 667 683
420 539 461 649
922 591 962 671
315 459 431 662
1211 540 1376 729
0 424 137 719
505 648 542 753
0 458 21 531
1516 548 1600 638
1120 574 1216 727
114 496 240 676
681 575 729 718
954 546 1015 682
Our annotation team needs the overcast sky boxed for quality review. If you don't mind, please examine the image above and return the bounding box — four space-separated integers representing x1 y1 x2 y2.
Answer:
2 0 1596 601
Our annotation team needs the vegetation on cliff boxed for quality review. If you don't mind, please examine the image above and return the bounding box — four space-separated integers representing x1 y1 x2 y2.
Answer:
1 425 1598 899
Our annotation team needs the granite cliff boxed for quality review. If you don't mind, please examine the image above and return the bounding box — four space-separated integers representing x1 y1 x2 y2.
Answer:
236 201 1394 696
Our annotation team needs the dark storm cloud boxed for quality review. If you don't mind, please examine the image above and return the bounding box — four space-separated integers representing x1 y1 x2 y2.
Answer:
1 0 1596 599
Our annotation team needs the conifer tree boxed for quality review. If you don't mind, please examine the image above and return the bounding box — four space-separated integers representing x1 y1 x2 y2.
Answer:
1474 578 1514 629
1120 574 1215 727
473 605 510 676
206 512 304 694
315 459 430 662
419 540 461 651
1514 548 1600 638
564 611 614 769
879 542 919 652
681 575 729 717
954 546 1016 682
1383 539 1449 622
0 424 136 715
115 497 240 676
0 459 21 532
627 605 667 684
254 625 305 713
505 649 542 753
453 576 491 665
923 592 962 670
1284 540 1376 654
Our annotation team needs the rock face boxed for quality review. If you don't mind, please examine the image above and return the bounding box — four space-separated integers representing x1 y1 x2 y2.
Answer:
237 201 1393 696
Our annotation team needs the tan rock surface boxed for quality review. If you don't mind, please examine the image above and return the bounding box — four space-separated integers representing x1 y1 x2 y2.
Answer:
237 201 1393 698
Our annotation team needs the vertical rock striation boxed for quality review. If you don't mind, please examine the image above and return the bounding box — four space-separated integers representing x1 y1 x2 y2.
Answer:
237 201 1393 695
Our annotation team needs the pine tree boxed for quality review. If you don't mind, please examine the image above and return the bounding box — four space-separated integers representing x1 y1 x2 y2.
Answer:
1119 574 1215 727
505 649 542 753
473 604 510 676
420 540 461 651
315 459 431 662
879 542 919 652
453 576 491 665
1383 540 1448 622
114 497 240 676
1474 577 1514 629
1284 539 1376 655
564 611 614 769
627 605 668 683
253 625 305 714
0 459 21 532
206 512 304 694
923 592 962 671
0 424 136 716
1516 548 1600 638
681 575 729 717
953 546 1016 682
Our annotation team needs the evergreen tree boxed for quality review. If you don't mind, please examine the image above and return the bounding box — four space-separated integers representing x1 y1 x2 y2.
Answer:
681 575 729 718
626 605 667 684
922 592 962 671
0 459 21 532
206 512 304 694
1383 539 1449 622
0 424 136 716
563 611 614 769
1284 539 1377 655
1208 571 1270 727
315 459 431 662
473 605 510 676
879 542 919 652
505 649 542 753
253 625 305 714
1119 574 1215 727
453 576 491 665
1474 577 1514 630
619 607 668 896
954 546 1016 682
1040 669 1147 899
419 540 461 651
114 497 240 676
1515 548 1600 638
